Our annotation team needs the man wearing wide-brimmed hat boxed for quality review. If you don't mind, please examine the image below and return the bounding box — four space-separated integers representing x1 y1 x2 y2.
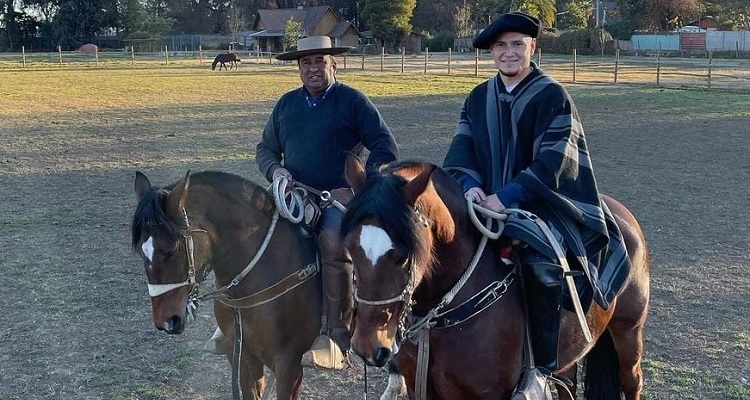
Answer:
256 35 398 370
444 12 631 377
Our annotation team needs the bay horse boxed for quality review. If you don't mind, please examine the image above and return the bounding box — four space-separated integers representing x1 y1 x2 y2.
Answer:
131 170 321 400
341 156 650 400
212 52 240 70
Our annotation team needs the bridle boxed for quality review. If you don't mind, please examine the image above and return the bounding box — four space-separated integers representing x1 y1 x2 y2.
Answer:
145 208 208 311
354 254 418 343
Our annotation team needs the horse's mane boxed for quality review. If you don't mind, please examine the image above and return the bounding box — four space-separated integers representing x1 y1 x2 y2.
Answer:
131 171 266 250
342 160 432 269
131 187 183 250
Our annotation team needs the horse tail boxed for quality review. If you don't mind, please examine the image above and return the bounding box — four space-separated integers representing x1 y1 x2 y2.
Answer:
583 329 622 400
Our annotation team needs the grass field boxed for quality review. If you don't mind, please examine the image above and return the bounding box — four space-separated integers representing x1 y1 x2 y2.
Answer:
1 61 749 400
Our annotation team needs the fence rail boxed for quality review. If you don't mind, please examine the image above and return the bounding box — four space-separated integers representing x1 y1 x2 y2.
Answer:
2 47 750 91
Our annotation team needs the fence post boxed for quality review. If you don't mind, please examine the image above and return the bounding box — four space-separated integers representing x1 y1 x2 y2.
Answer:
424 47 429 74
707 50 713 89
361 53 365 70
199 45 203 64
537 48 542 66
131 46 135 65
448 48 452 75
58 46 62 66
22 46 26 68
656 49 661 86
95 47 99 67
401 47 405 73
381 46 385 72
572 49 577 83
614 49 620 83
474 48 479 77
165 45 169 65
343 53 347 70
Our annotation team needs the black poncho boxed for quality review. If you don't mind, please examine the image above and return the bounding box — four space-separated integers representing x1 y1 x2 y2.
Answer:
443 66 630 310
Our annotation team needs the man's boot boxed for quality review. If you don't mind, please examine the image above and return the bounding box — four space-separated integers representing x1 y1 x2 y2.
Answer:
301 228 354 370
521 258 564 375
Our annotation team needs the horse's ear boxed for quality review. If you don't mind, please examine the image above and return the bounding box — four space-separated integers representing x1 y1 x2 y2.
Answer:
134 171 152 201
399 164 436 206
345 153 367 192
167 170 191 212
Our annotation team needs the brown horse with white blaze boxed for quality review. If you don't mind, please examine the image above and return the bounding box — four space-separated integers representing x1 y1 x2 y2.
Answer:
131 170 321 400
341 155 650 400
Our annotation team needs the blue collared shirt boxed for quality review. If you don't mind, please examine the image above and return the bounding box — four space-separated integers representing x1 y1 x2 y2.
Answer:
302 81 336 107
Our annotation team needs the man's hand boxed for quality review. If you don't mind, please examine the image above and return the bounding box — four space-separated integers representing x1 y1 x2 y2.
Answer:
480 194 506 213
465 187 487 203
272 167 292 181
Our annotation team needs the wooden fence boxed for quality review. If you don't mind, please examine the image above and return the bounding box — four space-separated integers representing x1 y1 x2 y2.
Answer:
2 46 750 91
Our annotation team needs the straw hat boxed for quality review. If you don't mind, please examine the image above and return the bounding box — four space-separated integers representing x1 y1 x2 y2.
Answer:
276 36 354 61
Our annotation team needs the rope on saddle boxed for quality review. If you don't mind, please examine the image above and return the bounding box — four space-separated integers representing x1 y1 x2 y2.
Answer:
271 176 305 223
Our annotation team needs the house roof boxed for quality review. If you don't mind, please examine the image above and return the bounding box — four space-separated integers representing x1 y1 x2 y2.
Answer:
328 21 356 38
254 6 331 33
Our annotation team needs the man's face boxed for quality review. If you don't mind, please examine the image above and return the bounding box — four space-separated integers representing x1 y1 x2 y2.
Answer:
489 31 536 82
298 53 336 96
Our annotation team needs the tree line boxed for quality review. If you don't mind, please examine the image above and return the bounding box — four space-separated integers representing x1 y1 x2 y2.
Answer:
1 0 748 51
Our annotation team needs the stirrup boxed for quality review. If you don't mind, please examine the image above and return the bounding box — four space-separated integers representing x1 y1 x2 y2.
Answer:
301 335 347 370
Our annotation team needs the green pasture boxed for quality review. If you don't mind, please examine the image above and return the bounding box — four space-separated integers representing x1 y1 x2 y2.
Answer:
1 62 749 400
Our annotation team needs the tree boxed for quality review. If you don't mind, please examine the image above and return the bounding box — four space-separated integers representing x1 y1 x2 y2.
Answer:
484 0 557 28
282 16 302 51
702 0 750 30
453 0 475 38
557 0 592 30
363 0 417 52
617 0 699 32
49 0 118 49
412 0 454 33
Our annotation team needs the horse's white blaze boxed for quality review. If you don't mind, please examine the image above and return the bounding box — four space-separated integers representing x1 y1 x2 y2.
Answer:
142 236 154 263
359 225 393 266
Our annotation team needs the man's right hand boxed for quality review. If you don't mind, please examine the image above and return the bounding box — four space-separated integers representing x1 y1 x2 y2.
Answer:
465 187 487 203
272 167 292 181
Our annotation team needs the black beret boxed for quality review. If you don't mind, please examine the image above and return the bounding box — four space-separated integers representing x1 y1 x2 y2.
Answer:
473 12 542 49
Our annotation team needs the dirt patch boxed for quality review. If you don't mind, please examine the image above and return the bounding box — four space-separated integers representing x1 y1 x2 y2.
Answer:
1 85 749 400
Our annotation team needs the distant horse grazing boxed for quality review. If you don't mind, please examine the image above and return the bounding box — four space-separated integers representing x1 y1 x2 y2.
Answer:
131 171 321 400
341 155 651 400
212 53 240 71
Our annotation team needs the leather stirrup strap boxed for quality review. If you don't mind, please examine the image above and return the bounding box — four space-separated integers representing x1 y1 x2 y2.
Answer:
415 328 430 400
231 309 243 400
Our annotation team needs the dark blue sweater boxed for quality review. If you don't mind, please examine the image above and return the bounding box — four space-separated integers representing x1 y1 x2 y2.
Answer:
256 82 398 190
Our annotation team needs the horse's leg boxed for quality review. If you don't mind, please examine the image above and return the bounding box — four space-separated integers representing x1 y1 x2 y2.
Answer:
226 350 264 400
380 361 407 400
272 354 304 400
609 314 647 400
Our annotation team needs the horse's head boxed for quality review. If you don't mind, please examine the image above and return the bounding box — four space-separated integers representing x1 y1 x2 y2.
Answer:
131 171 211 334
342 155 462 367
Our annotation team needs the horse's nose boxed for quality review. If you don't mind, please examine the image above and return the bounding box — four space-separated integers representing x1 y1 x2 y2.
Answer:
372 347 391 368
161 315 184 334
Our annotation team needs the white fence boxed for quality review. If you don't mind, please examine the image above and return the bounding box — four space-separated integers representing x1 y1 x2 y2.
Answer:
706 31 750 51
628 31 750 52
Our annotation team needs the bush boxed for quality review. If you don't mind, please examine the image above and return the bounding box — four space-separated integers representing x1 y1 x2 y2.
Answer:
423 31 455 52
537 28 615 55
